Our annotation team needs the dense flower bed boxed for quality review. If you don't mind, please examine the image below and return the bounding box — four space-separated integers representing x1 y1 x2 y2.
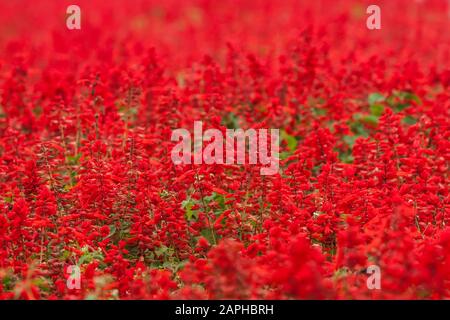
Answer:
0 0 449 299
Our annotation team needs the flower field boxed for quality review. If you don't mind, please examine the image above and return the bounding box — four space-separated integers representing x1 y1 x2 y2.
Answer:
0 0 449 299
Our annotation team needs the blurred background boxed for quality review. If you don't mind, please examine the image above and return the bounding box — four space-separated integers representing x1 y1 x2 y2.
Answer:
0 0 448 73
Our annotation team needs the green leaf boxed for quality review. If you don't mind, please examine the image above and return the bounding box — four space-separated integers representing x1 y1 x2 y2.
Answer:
154 245 170 257
4 196 13 203
362 114 379 125
370 104 385 117
78 253 91 265
343 135 358 148
368 93 385 105
333 268 349 280
32 105 43 117
279 151 291 160
387 90 422 113
60 250 72 261
312 107 327 117
66 153 82 165
78 247 104 265
182 197 197 221
103 225 116 240
397 91 422 105
281 130 298 152
222 112 239 129
33 277 51 292
200 228 216 245
203 192 226 214
402 115 418 125
349 113 369 137
393 103 410 112
2 275 14 290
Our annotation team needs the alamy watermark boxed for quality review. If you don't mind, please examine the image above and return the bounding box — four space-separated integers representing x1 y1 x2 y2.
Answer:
171 121 279 175
366 5 381 30
66 265 81 289
66 5 81 30
366 265 381 290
